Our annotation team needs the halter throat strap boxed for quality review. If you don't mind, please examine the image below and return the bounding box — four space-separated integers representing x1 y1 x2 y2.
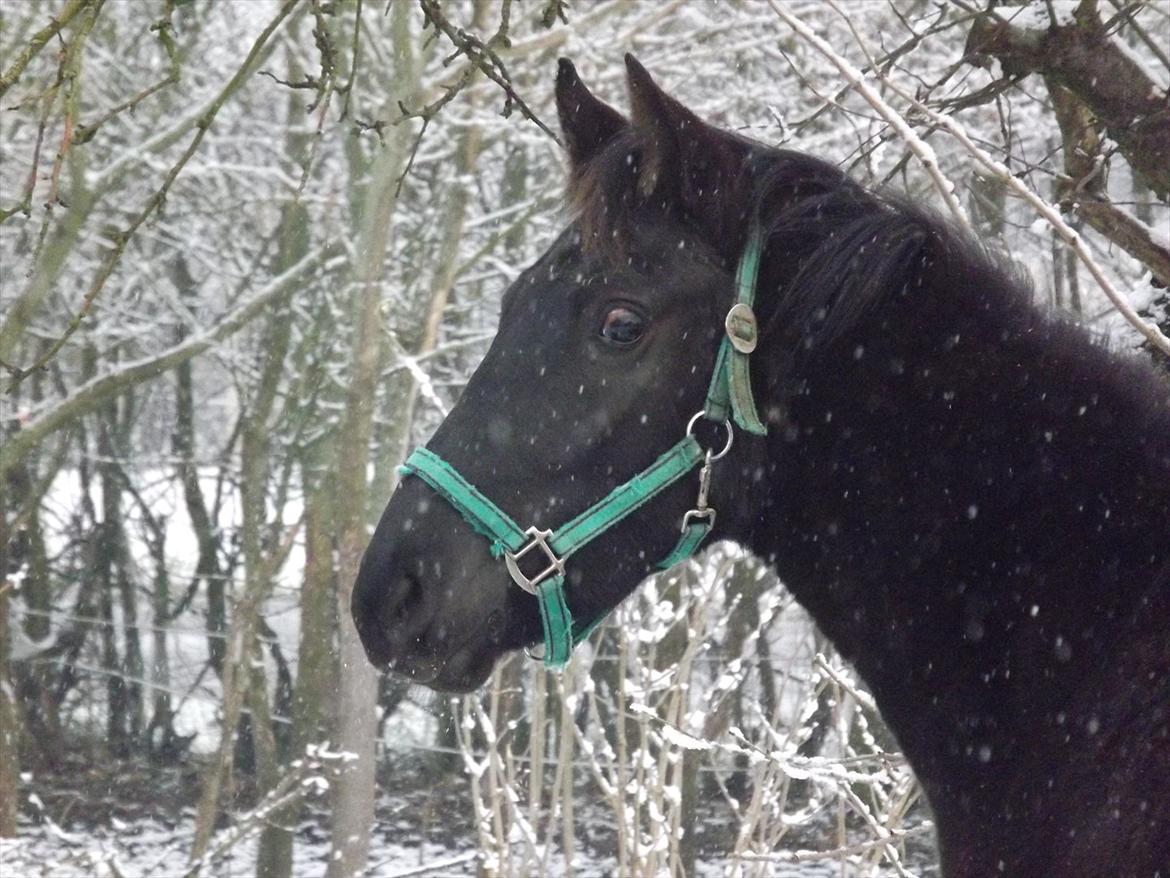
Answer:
398 224 768 667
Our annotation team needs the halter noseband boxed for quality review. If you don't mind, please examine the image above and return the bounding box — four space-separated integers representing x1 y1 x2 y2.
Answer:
399 226 767 666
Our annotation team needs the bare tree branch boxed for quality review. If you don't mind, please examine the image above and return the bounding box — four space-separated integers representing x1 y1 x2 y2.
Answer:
0 0 92 100
0 246 340 481
768 0 972 229
775 1 1169 356
1 0 302 391
965 2 1170 198
1049 82 1170 286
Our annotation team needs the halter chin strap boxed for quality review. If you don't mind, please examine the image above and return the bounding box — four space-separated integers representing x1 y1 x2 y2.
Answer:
398 224 768 667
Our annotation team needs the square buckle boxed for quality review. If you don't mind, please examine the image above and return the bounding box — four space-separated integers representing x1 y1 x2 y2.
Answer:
681 508 716 532
504 527 565 595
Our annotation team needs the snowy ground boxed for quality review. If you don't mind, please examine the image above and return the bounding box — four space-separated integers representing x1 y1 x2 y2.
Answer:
0 817 852 878
0 752 918 878
1 822 479 878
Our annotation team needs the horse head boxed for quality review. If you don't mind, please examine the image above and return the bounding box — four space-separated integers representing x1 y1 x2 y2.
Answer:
352 58 787 691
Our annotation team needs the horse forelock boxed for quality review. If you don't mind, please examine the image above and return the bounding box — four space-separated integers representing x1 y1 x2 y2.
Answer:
565 128 659 260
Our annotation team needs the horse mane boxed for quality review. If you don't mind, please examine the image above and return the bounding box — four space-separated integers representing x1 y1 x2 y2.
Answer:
567 133 1048 371
756 180 1049 375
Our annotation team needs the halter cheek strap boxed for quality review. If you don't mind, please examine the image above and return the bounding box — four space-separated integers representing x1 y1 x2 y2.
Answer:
705 224 768 435
397 224 768 667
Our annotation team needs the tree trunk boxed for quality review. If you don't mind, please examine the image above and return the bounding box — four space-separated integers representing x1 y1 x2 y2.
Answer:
0 506 20 836
326 4 416 873
145 519 180 760
966 2 1170 199
256 476 337 878
1047 81 1170 289
170 255 227 679
96 390 137 758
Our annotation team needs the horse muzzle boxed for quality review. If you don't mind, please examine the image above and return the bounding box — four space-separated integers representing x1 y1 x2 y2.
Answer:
350 482 521 691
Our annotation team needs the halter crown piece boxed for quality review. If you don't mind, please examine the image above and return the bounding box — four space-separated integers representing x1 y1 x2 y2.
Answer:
399 225 768 666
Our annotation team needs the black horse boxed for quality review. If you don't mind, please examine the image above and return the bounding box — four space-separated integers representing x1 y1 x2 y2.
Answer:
353 58 1170 877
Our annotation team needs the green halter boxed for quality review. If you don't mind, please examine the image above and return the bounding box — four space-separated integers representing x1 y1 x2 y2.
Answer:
399 225 767 666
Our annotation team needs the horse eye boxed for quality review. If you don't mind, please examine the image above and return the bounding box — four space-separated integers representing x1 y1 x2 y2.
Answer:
599 306 645 345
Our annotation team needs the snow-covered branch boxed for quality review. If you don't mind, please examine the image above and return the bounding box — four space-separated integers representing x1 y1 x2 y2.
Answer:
773 0 1170 357
767 0 972 230
0 246 341 480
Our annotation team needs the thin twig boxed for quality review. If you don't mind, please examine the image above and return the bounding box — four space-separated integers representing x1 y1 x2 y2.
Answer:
769 0 971 229
790 7 981 133
0 60 60 223
73 2 181 145
387 0 559 197
1105 0 1170 70
3 0 303 391
0 0 91 99
339 0 363 120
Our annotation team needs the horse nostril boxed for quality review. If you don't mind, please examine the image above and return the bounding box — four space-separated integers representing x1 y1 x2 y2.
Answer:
400 572 426 618
381 571 437 645
352 568 438 667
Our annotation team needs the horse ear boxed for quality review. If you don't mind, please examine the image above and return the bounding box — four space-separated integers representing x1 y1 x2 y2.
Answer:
624 54 753 252
556 59 627 174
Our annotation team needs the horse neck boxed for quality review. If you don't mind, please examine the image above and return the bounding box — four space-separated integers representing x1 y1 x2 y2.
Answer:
742 255 1170 853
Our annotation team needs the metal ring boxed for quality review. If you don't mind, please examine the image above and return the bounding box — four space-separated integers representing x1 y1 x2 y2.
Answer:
686 411 734 460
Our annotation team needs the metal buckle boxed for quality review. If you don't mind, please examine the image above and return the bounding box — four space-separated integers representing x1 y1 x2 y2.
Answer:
725 303 758 353
681 507 716 532
504 527 565 595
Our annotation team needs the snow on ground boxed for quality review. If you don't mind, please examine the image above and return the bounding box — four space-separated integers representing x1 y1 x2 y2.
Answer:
1 822 847 878
1 821 476 878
